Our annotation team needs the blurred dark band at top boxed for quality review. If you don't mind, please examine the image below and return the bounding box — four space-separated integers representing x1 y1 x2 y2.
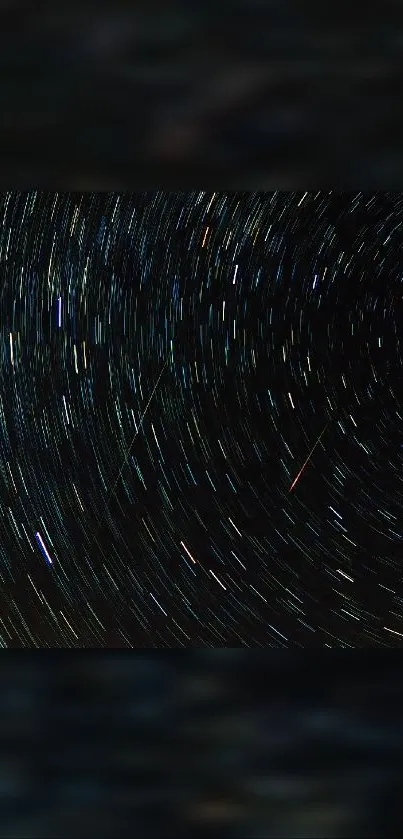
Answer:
0 1 402 188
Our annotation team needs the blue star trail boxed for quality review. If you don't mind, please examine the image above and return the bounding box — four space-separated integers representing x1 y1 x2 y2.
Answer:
1 191 403 647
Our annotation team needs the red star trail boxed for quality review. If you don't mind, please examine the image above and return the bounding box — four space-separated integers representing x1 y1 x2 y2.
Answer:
289 422 329 493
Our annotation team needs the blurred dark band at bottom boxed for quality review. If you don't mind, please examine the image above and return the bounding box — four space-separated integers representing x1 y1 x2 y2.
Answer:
0 655 401 837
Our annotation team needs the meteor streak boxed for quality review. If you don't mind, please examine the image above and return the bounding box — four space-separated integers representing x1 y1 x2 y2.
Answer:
105 352 171 509
289 422 329 492
90 345 173 568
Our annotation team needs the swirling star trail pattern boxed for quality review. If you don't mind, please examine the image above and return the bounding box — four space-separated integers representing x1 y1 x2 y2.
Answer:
1 191 403 647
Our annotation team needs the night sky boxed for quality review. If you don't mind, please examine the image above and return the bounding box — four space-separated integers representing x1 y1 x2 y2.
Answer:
1 191 403 647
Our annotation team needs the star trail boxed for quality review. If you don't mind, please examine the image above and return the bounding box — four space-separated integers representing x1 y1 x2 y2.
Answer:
1 191 403 647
